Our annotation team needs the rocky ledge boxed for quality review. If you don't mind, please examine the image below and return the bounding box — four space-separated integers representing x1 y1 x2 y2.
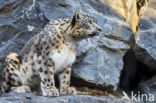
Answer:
0 93 131 103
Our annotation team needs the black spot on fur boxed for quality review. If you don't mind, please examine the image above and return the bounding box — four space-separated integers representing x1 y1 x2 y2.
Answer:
67 81 69 85
66 20 70 23
39 68 43 72
63 40 65 44
44 62 47 65
23 69 26 73
32 69 35 72
6 68 9 72
60 23 65 26
42 51 45 54
54 37 56 41
35 44 42 56
42 81 45 84
32 74 37 78
8 76 11 81
56 40 59 44
46 52 50 56
72 36 76 39
44 70 48 74
44 78 47 82
9 61 12 64
64 25 71 33
2 72 5 77
18 81 21 85
14 74 18 77
12 64 16 68
55 45 58 49
31 62 34 66
7 81 10 85
9 73 13 77
42 41 46 45
10 68 14 71
38 60 41 64
51 83 53 86
11 78 15 82
57 35 62 39
45 46 50 50
42 55 45 59
63 76 66 79
48 58 52 62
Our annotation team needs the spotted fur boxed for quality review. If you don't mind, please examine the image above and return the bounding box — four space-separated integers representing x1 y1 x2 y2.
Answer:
1 12 101 97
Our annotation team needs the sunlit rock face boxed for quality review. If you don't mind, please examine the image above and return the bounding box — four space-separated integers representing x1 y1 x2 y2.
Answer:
99 0 147 33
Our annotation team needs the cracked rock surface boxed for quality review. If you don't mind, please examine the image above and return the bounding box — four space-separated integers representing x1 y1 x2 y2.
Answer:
0 93 131 103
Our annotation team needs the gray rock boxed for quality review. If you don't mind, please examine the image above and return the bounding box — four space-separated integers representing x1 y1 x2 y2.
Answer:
0 93 131 103
138 76 156 103
0 0 132 92
135 0 156 69
73 34 130 91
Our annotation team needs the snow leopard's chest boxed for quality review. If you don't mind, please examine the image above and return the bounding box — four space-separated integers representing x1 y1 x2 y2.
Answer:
51 45 76 73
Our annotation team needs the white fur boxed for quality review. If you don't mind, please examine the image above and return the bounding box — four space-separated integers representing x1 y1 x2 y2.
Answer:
52 45 76 73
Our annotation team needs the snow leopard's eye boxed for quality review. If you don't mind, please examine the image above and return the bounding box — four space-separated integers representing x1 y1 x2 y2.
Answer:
85 24 90 29
14 61 18 64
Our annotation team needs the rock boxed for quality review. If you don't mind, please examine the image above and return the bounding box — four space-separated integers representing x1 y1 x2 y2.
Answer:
135 0 156 69
0 0 132 93
0 93 131 103
0 0 48 61
138 76 156 103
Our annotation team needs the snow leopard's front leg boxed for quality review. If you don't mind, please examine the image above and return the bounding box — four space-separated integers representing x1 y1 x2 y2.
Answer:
58 66 76 95
38 57 59 97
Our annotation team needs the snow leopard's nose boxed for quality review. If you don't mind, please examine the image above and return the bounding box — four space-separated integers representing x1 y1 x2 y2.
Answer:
96 25 101 32
98 28 101 32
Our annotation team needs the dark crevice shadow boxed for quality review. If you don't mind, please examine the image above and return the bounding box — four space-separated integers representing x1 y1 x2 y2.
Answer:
118 49 156 95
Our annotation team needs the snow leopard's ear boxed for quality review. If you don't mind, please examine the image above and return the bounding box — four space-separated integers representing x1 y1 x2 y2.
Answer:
17 55 22 63
74 11 82 20
71 11 82 27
